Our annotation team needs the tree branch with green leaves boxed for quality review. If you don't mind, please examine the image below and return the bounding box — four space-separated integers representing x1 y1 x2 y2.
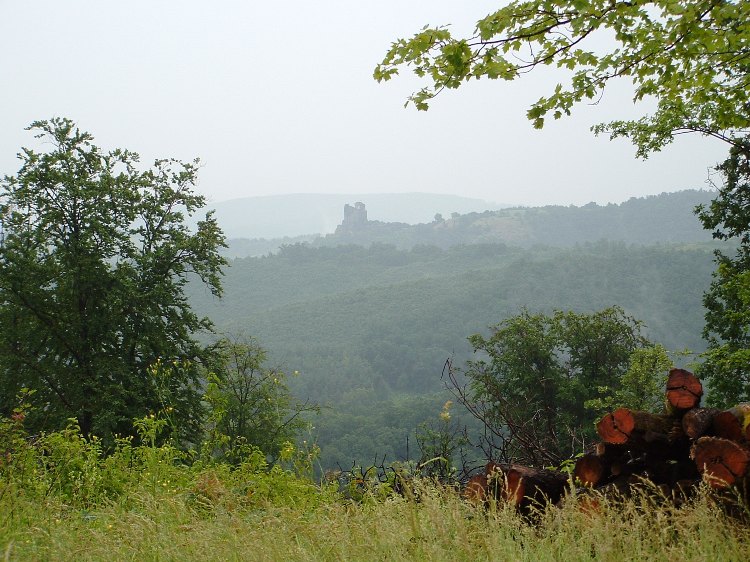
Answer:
375 0 750 157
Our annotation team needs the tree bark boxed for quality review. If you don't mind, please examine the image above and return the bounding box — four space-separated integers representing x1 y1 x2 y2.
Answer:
487 462 569 508
682 407 721 439
712 404 750 442
597 408 677 445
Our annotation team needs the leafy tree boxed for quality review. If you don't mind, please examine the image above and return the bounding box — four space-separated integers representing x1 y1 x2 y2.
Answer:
585 344 674 414
203 336 319 463
0 118 226 443
447 307 649 465
697 140 750 405
375 0 750 156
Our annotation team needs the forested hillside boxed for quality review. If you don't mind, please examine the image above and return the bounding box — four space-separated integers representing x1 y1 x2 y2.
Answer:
190 240 720 469
202 193 502 239
223 189 716 257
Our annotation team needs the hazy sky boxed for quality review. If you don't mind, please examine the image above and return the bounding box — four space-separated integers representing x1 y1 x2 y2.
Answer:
0 1 729 207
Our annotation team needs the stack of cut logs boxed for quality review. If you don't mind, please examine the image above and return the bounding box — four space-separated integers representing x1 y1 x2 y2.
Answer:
464 369 750 509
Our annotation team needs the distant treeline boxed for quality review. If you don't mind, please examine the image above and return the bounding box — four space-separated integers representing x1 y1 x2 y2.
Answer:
222 190 717 257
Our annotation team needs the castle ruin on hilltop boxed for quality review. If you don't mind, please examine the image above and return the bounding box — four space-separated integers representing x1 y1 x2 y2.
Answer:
337 202 368 233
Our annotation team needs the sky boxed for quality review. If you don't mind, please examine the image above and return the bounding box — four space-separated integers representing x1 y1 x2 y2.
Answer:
0 1 729 207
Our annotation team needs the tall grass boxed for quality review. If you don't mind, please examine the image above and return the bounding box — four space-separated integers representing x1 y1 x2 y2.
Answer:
3 480 750 561
2 415 749 561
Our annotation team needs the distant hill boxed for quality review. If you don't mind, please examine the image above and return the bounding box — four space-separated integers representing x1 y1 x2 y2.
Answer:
199 193 503 239
315 189 717 249
221 189 718 257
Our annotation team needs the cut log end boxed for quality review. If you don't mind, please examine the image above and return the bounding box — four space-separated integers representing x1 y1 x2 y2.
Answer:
463 474 488 503
597 408 635 444
713 404 750 442
666 368 703 410
713 411 745 442
574 454 605 487
691 436 750 489
504 470 527 506
597 409 675 445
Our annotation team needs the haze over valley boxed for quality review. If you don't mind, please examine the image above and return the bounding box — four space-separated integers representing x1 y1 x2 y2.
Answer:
189 189 723 468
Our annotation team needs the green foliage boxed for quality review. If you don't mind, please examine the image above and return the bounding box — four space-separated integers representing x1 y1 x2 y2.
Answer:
0 118 226 444
585 344 675 414
415 400 469 480
376 0 750 155
189 240 714 469
697 140 750 405
2 407 749 560
0 390 39 513
202 336 319 464
460 307 649 464
3 453 750 560
0 408 331 534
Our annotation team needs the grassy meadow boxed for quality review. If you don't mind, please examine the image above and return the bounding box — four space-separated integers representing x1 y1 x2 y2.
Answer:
2 415 749 562
4 479 750 561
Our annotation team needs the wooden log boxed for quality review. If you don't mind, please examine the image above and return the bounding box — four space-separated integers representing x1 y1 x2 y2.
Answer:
691 436 750 489
595 442 629 461
648 455 700 485
595 476 633 499
643 430 671 445
597 408 677 445
682 407 721 439
593 438 695 486
713 404 750 442
574 454 606 487
665 368 703 411
592 444 630 478
504 465 569 508
486 463 569 508
463 473 488 503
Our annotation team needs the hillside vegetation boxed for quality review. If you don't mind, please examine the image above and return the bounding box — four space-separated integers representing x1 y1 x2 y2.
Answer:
201 193 502 240
3 419 748 561
223 190 717 257
190 236 721 469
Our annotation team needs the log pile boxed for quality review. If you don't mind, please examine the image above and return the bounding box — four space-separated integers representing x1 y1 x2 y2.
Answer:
464 368 750 509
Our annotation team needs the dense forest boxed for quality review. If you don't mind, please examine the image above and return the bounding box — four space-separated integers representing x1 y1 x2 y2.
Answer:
189 197 726 469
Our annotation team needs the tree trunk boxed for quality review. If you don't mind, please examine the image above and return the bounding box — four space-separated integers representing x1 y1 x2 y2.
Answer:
78 410 93 439
712 404 750 442
597 408 677 445
487 462 569 508
681 407 721 439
